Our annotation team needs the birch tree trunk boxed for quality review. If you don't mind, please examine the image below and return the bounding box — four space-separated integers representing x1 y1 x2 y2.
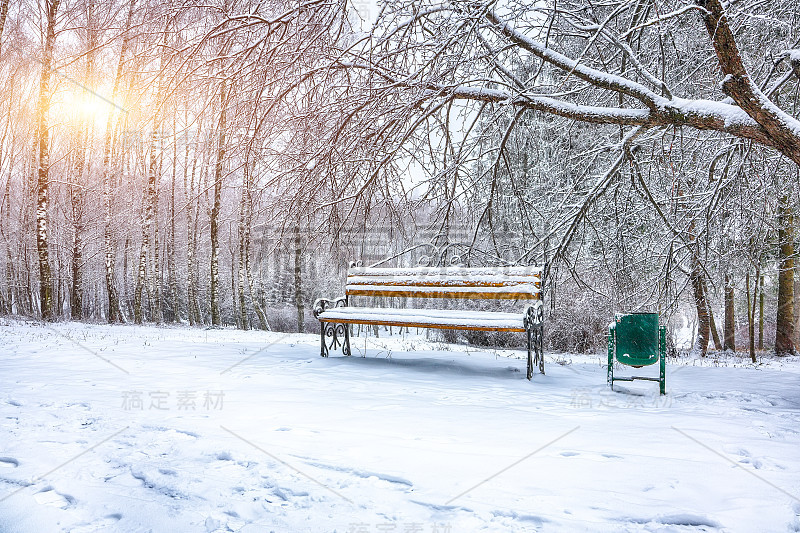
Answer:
210 78 228 327
69 142 85 319
135 22 166 324
1 170 11 314
168 113 179 322
134 125 159 323
0 0 8 57
150 152 163 323
293 224 304 333
184 117 202 325
236 174 249 330
102 0 135 323
241 157 268 331
69 5 98 320
34 0 60 320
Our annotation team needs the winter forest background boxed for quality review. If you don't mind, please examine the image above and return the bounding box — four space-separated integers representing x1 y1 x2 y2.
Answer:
0 0 797 357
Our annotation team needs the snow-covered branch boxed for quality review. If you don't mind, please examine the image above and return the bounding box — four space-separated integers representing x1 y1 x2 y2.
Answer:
697 0 800 164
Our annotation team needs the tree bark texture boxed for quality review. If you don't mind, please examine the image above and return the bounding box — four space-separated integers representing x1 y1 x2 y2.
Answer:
723 273 735 351
690 265 710 357
34 0 60 321
210 78 227 327
775 195 796 355
294 225 305 334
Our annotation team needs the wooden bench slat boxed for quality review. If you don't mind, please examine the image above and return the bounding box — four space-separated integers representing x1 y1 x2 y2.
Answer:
318 306 526 332
347 277 541 289
348 266 542 277
346 288 540 300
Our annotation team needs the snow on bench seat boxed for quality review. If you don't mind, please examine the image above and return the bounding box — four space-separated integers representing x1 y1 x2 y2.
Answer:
317 306 527 332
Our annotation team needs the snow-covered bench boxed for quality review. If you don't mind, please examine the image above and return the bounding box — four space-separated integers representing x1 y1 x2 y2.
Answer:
313 265 545 379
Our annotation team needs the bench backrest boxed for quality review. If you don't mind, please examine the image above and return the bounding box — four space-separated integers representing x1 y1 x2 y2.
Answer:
346 266 542 300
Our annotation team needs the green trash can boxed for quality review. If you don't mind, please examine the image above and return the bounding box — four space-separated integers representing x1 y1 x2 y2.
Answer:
608 312 666 395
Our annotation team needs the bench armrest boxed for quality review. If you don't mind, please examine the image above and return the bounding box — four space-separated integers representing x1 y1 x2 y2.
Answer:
523 301 544 330
313 297 348 318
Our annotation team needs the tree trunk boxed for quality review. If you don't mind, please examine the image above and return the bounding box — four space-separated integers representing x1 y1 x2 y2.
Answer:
746 271 756 362
707 299 722 351
237 178 249 330
70 185 84 319
294 224 305 333
241 156 269 331
185 120 201 326
0 0 8 57
794 270 800 349
775 195 796 355
690 264 710 357
168 114 179 322
210 78 228 327
758 273 764 350
103 91 123 319
150 159 162 323
246 248 269 331
123 236 131 318
69 7 97 320
34 0 60 321
134 131 156 323
135 23 167 324
231 240 238 327
1 173 12 314
135 121 160 324
723 273 735 351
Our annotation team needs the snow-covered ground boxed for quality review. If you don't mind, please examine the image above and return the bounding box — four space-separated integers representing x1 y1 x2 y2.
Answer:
1 318 799 533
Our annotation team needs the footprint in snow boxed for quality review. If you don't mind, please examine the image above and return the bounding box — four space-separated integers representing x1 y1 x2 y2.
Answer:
34 488 75 509
69 514 122 533
739 456 763 469
205 514 246 532
0 457 19 468
729 447 764 469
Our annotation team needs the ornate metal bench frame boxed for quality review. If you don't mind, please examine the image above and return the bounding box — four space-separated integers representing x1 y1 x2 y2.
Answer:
313 243 546 379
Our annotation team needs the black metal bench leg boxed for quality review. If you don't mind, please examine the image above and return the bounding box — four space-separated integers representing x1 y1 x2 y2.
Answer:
537 326 545 374
526 328 533 380
343 324 352 356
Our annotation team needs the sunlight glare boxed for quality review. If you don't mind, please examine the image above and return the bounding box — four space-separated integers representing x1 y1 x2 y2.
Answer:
59 87 120 127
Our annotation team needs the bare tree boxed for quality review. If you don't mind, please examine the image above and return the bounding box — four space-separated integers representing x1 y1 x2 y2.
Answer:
34 0 61 320
315 0 800 351
210 75 228 327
